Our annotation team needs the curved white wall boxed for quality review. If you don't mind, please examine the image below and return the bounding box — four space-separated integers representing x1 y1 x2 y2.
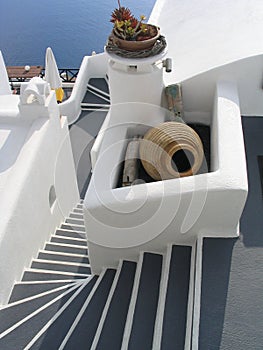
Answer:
59 53 108 124
149 0 263 83
84 80 248 273
181 54 263 118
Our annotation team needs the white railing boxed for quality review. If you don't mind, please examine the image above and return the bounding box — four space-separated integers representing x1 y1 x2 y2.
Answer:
59 53 108 124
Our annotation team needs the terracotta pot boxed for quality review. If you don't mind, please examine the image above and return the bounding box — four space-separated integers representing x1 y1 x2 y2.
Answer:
140 122 204 180
111 25 160 51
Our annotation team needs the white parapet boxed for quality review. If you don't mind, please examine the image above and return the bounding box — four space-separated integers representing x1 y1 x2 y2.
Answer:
84 80 248 274
0 79 79 305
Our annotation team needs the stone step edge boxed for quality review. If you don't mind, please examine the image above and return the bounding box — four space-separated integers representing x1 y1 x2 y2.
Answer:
38 249 89 259
32 258 90 268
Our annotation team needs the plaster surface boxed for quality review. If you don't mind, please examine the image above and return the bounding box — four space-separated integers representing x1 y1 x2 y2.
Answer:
59 53 108 124
150 0 263 83
0 87 79 305
84 81 248 273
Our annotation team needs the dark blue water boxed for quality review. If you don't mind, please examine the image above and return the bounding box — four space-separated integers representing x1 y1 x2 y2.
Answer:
0 0 156 68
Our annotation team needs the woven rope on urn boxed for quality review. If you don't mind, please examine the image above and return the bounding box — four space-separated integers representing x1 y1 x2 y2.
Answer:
140 121 204 180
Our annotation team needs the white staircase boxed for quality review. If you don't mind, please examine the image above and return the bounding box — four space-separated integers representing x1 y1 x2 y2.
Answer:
0 201 195 349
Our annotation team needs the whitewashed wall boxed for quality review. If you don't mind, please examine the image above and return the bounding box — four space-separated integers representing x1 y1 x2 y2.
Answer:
59 53 108 124
181 54 263 119
150 0 263 84
84 81 248 273
0 90 79 305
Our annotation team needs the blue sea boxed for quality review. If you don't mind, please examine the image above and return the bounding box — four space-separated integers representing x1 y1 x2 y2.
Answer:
0 0 156 68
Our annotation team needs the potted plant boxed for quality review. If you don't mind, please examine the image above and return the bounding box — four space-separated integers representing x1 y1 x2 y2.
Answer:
109 1 160 52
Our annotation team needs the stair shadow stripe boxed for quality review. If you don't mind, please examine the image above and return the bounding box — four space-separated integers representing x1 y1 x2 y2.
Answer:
24 276 97 350
0 282 82 339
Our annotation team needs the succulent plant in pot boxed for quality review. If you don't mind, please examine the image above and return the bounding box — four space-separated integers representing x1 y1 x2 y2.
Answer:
110 0 160 51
